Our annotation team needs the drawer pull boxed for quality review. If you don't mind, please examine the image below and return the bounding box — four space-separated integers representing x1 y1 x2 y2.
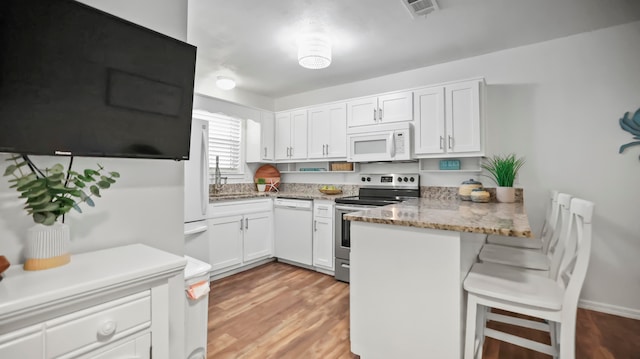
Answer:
98 320 118 337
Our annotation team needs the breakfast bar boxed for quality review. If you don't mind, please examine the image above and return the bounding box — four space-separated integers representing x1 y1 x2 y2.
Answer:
345 198 532 359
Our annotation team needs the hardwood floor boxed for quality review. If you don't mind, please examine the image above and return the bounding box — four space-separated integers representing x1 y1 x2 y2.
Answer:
207 262 640 359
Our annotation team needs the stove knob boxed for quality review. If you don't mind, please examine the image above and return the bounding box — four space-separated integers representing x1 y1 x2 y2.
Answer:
409 177 415 182
398 177 403 182
366 177 371 182
403 177 409 182
361 177 366 182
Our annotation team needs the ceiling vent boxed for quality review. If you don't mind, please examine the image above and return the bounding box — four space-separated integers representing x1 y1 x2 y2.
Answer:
402 0 439 19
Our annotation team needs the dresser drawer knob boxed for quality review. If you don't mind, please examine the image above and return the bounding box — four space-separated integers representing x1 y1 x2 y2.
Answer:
98 320 118 337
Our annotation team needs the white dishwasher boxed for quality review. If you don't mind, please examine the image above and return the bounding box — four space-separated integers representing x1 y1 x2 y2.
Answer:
274 198 313 266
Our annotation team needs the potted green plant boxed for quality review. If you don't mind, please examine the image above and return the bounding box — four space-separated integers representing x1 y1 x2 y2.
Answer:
3 155 120 270
256 178 266 192
481 153 525 203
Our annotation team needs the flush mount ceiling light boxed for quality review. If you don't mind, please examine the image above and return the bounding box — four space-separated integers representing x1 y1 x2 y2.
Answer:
297 33 332 70
216 76 236 90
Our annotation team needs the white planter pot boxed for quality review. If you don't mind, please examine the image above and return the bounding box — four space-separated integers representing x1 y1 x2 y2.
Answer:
24 222 71 271
257 184 266 192
496 187 516 203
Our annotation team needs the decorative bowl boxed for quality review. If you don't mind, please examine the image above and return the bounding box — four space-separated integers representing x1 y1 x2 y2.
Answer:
319 188 342 195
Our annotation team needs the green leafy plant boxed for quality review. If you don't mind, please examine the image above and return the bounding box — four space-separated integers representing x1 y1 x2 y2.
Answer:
481 153 525 187
3 155 120 226
256 178 266 185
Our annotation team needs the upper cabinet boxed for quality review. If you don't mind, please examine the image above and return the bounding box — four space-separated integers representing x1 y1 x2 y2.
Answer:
246 110 275 162
414 79 484 157
261 111 275 161
275 110 308 161
347 91 413 129
308 103 347 159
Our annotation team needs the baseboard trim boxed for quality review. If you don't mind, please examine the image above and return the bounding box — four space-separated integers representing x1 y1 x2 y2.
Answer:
579 299 640 320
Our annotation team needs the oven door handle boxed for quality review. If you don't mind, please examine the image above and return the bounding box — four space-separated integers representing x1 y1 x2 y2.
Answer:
336 205 375 212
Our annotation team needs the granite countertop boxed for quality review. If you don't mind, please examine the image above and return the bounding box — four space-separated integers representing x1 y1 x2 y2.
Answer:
209 191 350 202
344 198 532 238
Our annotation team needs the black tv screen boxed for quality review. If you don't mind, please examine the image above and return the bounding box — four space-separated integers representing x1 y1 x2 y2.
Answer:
0 0 197 160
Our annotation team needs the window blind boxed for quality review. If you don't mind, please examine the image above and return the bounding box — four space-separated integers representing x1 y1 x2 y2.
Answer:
193 110 243 172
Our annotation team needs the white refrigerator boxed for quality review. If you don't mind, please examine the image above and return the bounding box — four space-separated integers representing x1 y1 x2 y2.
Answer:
184 117 210 264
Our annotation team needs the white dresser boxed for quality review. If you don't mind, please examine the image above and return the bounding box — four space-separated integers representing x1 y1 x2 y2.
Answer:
0 244 186 359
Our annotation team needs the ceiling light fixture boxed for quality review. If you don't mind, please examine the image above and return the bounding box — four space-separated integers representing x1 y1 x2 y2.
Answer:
216 76 236 90
297 33 332 70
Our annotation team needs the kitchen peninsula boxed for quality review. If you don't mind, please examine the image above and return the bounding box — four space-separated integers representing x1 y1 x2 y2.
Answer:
345 198 532 359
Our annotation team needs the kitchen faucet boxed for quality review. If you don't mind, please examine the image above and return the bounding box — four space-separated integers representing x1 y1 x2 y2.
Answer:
212 155 228 194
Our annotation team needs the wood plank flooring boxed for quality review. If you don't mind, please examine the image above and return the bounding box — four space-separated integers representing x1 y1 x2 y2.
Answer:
207 262 640 359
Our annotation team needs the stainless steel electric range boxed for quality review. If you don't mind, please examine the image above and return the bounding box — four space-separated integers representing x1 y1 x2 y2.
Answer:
334 173 420 282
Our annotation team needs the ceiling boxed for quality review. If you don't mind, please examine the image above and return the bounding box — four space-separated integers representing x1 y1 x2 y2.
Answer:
187 0 640 99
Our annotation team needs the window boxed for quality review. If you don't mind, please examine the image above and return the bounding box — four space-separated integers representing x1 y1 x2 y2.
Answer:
193 110 243 174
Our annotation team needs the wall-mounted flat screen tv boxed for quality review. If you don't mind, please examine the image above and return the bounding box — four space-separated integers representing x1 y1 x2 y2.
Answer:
0 0 197 160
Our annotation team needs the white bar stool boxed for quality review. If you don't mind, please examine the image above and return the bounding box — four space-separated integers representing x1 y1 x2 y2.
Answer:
463 197 594 359
485 190 559 250
478 193 571 271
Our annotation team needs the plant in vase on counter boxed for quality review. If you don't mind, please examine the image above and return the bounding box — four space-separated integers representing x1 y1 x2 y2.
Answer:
3 154 119 270
481 153 525 203
256 178 266 192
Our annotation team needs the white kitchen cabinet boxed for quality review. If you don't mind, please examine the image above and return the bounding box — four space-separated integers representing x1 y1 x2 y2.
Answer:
243 211 273 262
313 200 334 272
275 110 308 160
414 79 484 157
209 215 244 271
347 91 413 129
246 110 275 162
0 245 184 359
209 199 274 274
261 111 275 161
308 103 347 159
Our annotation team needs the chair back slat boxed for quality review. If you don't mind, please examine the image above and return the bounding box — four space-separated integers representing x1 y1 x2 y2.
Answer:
540 191 561 253
548 193 573 279
559 198 595 311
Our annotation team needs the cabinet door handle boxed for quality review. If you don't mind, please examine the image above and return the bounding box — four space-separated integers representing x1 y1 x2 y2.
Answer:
378 108 383 121
439 136 444 150
314 220 317 232
373 109 377 122
448 135 453 150
289 147 293 157
264 147 267 158
240 219 244 231
341 263 350 269
326 144 329 155
245 218 249 229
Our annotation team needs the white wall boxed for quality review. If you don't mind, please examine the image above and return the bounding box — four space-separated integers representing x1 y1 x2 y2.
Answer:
275 21 640 317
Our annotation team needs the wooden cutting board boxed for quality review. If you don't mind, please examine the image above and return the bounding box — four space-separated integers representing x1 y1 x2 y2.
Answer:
254 164 281 191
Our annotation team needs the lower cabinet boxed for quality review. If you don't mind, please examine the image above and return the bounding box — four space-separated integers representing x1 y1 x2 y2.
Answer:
313 200 335 272
0 245 184 359
209 215 244 271
208 199 274 274
208 198 335 275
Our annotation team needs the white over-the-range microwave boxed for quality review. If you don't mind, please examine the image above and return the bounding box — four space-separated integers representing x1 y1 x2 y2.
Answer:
347 122 412 162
